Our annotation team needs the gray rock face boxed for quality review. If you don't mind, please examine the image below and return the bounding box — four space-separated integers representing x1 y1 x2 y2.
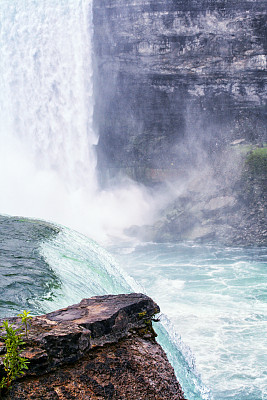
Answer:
93 0 266 183
127 147 267 246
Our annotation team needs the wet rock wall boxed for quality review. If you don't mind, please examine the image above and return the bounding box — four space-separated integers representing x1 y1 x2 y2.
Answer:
93 0 267 183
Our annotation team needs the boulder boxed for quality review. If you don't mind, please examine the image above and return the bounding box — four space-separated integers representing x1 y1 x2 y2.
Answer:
0 294 186 400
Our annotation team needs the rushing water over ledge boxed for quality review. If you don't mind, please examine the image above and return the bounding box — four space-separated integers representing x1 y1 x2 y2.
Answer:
0 216 212 400
0 216 266 400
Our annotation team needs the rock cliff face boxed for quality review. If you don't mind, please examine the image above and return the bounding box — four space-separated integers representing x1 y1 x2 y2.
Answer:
93 0 266 183
93 0 266 246
0 294 186 400
127 146 267 245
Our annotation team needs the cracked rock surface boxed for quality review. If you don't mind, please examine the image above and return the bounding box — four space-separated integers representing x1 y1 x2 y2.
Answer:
0 293 186 400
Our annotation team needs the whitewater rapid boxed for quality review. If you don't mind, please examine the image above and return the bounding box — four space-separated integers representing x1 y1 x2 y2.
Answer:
111 242 267 400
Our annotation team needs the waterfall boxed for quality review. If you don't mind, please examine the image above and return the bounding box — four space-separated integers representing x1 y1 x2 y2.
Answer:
0 0 159 243
0 0 96 187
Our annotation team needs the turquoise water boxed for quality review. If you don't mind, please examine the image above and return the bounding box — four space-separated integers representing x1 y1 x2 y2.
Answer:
0 216 60 316
109 242 267 400
1 217 266 399
39 225 211 400
0 217 210 400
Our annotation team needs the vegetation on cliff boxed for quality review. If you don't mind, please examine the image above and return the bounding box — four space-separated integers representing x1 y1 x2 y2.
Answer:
0 312 32 393
244 146 267 176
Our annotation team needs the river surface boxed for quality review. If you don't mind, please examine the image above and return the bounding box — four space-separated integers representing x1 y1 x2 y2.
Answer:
109 241 267 400
0 216 266 400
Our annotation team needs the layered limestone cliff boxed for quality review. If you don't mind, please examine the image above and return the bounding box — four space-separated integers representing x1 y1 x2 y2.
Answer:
0 294 186 400
93 0 266 183
93 0 266 246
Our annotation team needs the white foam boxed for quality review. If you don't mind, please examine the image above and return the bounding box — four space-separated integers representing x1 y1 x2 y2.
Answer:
0 0 166 244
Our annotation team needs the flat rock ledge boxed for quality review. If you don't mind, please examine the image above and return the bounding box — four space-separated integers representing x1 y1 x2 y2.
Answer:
0 293 186 400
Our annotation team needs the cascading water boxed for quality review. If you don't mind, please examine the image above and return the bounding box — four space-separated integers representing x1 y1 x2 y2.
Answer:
0 0 161 242
0 0 96 194
0 0 96 189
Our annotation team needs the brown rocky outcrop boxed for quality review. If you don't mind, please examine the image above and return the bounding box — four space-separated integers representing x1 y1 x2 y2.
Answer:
0 293 186 400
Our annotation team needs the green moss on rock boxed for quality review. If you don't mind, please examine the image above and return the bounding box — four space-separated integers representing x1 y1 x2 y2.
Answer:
245 147 267 176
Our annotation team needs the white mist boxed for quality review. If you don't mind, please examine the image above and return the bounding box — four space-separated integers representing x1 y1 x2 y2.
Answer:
0 0 160 243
